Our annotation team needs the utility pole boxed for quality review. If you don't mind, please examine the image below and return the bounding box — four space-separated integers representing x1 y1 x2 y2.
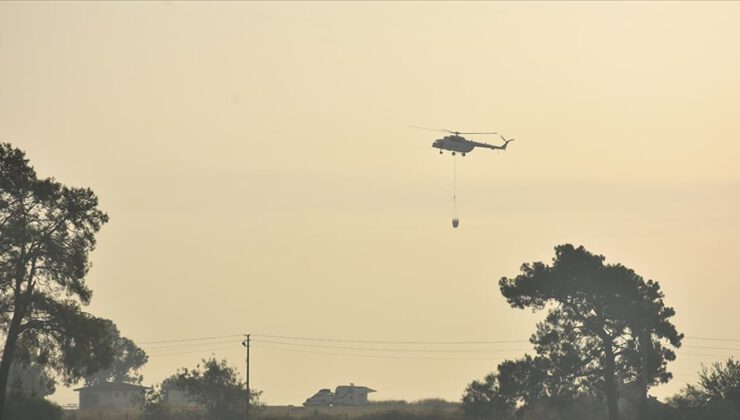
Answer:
242 334 251 419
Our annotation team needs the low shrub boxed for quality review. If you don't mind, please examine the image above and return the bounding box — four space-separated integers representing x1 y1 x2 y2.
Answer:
4 393 64 420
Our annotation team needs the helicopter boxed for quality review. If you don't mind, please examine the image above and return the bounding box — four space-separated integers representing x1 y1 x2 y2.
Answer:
411 126 515 156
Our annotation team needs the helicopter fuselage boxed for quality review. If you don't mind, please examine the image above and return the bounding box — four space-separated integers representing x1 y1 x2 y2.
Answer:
432 134 512 155
432 135 476 153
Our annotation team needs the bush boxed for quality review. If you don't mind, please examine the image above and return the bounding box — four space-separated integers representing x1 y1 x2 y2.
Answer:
142 358 261 420
357 410 457 420
3 393 63 420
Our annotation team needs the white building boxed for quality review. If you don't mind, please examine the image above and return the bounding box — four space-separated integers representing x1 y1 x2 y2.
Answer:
74 382 149 410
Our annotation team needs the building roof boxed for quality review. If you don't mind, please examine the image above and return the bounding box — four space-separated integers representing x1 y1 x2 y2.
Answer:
74 382 150 392
336 385 376 393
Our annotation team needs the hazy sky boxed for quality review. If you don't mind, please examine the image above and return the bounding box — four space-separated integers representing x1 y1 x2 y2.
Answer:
1 1 739 407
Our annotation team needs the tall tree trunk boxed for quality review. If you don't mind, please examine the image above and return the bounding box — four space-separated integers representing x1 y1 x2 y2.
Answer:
603 339 620 420
0 304 24 420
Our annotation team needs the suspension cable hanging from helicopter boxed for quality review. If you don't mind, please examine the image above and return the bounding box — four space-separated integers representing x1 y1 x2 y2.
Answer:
452 155 459 228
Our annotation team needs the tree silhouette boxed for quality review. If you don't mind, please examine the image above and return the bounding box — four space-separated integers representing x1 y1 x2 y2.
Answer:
667 358 740 419
699 358 740 410
83 320 148 385
461 369 516 419
0 143 111 416
498 244 682 420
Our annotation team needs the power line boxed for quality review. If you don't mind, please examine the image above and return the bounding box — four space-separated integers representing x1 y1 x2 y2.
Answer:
132 332 740 347
252 344 512 361
673 373 701 378
252 333 528 345
138 334 244 345
684 336 740 343
252 338 528 354
141 339 240 351
678 352 738 358
130 332 740 362
683 345 740 352
147 344 241 358
147 343 240 355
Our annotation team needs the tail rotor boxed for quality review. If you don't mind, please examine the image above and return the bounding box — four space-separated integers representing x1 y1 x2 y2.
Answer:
500 135 515 149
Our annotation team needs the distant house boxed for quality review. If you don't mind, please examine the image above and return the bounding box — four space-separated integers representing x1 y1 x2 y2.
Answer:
303 384 376 406
304 388 333 406
74 382 149 410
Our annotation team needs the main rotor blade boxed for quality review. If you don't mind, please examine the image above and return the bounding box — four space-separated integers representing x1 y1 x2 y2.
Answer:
409 125 447 133
410 126 498 135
